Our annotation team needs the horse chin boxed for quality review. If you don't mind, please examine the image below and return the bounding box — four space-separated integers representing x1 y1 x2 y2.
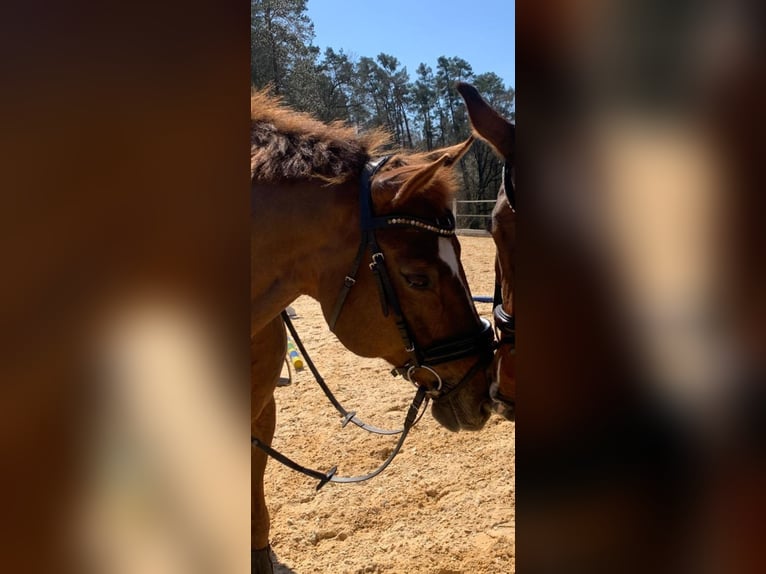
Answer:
491 400 515 421
431 398 492 432
489 380 515 421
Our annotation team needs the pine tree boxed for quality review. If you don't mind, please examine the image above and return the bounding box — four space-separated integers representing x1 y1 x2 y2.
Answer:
251 0 316 96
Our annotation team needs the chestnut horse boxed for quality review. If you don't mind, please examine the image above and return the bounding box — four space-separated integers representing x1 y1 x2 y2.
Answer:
251 91 495 572
457 82 516 418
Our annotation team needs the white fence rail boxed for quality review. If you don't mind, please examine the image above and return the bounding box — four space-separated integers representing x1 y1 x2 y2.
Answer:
452 198 495 236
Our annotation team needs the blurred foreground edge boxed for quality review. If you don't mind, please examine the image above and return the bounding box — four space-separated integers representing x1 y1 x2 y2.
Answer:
517 1 766 573
0 0 251 572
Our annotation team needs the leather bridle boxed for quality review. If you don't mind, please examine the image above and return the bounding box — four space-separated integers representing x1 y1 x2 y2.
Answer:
328 156 495 400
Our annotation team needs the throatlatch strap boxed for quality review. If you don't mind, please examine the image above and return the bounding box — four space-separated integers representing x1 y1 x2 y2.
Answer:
328 234 368 332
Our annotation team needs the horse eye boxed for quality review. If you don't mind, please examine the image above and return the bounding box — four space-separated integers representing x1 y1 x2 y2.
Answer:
403 273 430 289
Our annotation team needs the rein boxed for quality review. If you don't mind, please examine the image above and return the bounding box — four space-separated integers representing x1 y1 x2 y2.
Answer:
252 386 428 490
281 310 403 436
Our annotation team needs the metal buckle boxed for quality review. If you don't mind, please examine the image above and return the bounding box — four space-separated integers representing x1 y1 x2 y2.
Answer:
405 365 443 395
343 276 356 288
369 252 384 271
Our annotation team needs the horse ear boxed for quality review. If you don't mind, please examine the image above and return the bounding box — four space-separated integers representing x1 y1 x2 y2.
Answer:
457 82 514 160
436 135 475 167
390 136 474 206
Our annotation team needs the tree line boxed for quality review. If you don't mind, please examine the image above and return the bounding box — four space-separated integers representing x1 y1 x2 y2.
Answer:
251 0 515 228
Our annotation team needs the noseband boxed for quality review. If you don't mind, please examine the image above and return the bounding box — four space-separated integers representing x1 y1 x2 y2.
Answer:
493 302 515 347
328 156 494 399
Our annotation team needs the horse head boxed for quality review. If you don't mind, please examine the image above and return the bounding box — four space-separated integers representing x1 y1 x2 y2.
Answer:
325 137 495 431
457 82 516 419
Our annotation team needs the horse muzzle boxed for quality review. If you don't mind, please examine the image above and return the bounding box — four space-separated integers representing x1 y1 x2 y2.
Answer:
490 379 514 421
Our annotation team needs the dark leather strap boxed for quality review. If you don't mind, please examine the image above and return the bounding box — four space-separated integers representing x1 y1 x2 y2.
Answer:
438 352 492 400
328 156 392 332
358 155 392 230
369 252 390 318
253 387 428 490
282 310 403 436
368 248 418 362
253 436 338 488
420 318 494 365
493 304 515 346
327 238 367 331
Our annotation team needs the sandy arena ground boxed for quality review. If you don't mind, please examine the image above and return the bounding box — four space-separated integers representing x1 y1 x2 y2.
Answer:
264 236 515 574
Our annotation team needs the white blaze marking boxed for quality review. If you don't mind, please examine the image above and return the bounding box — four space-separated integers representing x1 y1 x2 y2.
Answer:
438 237 461 280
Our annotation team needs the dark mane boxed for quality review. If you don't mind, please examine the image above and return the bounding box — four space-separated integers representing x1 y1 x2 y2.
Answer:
251 89 389 183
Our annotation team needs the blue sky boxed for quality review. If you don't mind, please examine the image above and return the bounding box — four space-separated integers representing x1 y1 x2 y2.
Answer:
306 0 515 89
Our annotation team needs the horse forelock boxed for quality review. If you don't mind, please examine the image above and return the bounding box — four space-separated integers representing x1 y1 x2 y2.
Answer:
251 89 389 183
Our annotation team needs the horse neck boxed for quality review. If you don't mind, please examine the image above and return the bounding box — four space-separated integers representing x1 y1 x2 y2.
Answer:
500 262 513 316
252 179 359 330
493 236 514 317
